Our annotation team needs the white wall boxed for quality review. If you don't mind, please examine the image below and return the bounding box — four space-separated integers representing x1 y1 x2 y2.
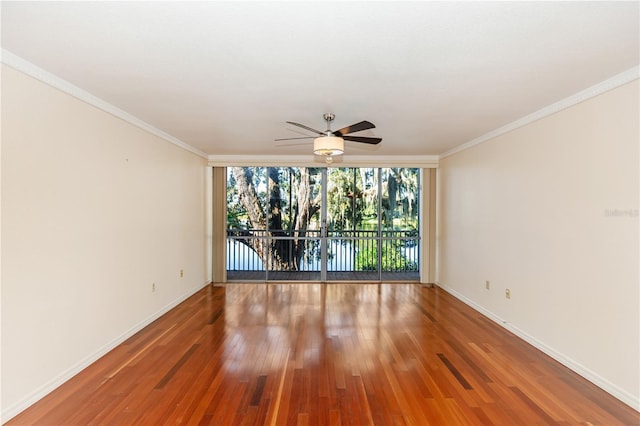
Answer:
1 65 209 420
438 80 639 408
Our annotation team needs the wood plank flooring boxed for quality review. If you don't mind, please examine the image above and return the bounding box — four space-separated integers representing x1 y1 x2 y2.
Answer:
7 283 639 425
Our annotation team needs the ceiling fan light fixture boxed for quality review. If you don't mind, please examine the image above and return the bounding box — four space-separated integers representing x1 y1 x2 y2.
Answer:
313 136 344 157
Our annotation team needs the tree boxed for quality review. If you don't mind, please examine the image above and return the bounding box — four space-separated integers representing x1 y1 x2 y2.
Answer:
229 167 321 271
383 168 419 229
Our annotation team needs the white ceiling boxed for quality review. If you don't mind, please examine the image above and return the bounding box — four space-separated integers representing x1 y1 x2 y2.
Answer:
2 1 639 159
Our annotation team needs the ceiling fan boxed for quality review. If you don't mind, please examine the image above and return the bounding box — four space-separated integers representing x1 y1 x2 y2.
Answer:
276 113 382 163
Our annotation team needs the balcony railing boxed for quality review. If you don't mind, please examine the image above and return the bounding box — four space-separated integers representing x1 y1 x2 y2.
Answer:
226 229 419 277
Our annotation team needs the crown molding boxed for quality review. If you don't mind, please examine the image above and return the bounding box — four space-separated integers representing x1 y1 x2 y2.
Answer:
8 47 633 165
439 65 640 160
1 49 209 159
208 154 439 168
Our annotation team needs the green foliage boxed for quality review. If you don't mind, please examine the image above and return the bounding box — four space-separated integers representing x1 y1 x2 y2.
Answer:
228 167 420 233
355 240 418 271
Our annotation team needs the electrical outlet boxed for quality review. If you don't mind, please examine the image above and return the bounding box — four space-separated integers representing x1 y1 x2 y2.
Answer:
180 269 184 278
505 288 511 299
485 280 490 290
152 282 156 292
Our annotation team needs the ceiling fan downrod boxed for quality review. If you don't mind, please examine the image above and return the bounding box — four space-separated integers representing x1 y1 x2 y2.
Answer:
323 113 335 136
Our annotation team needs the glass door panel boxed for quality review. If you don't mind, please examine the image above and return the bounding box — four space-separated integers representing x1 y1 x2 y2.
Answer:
380 168 420 280
326 167 380 280
263 167 323 280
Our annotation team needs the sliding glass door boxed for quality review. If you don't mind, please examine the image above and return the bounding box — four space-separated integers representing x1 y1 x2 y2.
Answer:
226 166 419 281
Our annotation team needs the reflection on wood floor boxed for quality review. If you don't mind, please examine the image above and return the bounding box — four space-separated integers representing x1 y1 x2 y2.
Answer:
8 283 639 425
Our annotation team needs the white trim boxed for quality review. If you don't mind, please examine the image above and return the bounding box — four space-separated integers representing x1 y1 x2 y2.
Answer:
208 154 440 168
0 49 208 159
439 65 640 159
435 281 640 411
0 281 212 423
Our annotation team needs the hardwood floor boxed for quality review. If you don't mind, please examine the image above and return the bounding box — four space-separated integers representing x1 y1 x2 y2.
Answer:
7 283 639 425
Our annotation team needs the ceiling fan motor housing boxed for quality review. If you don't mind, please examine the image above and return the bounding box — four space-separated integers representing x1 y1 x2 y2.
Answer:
323 113 336 123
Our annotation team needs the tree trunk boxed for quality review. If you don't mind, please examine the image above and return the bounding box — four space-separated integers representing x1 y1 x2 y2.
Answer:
386 169 397 228
230 167 269 263
292 168 320 269
267 168 292 270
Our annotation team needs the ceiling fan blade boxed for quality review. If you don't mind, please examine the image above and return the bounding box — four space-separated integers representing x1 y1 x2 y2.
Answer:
275 136 314 141
343 135 382 145
275 141 312 147
334 121 375 136
286 121 324 135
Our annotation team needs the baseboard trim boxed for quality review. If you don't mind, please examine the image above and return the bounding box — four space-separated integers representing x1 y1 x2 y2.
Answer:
1 281 212 423
435 281 639 412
